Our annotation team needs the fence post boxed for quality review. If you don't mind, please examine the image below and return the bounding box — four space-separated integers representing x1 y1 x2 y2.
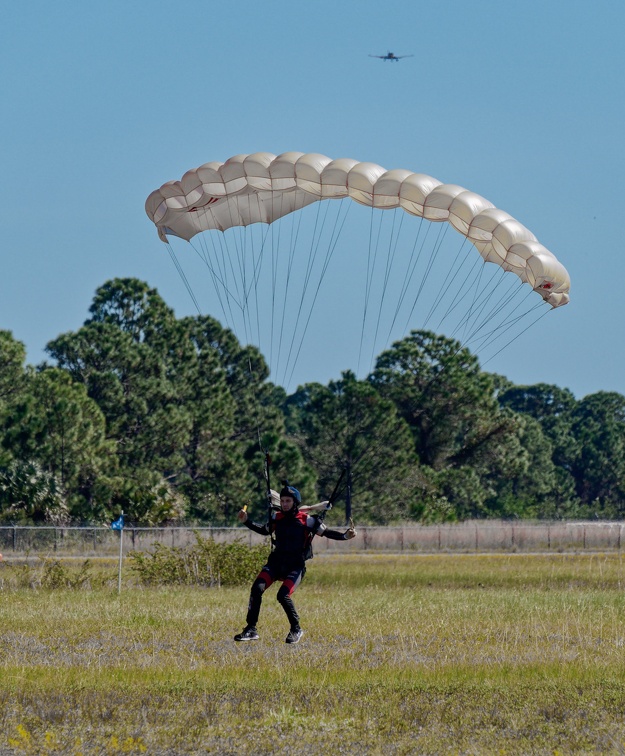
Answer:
618 524 622 551
12 525 16 552
475 524 479 552
547 524 551 550
438 526 441 551
583 526 586 550
400 527 404 552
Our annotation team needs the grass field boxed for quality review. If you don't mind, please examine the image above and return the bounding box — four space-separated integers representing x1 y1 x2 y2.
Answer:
1 553 625 754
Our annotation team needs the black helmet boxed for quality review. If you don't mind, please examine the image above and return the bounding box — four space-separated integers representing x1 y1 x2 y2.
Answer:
279 483 301 505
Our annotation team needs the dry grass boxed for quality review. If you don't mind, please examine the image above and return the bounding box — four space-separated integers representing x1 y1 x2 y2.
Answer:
1 553 625 754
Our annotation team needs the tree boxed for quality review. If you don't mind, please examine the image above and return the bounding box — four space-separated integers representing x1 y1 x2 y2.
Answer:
0 460 67 524
49 320 191 474
0 331 29 468
171 316 248 523
46 279 299 524
47 280 206 521
498 383 579 472
570 392 625 516
173 313 311 522
370 332 502 466
48 280 191 475
0 330 27 405
369 331 534 518
87 277 176 344
498 383 580 517
1 368 116 521
486 414 576 519
285 371 424 523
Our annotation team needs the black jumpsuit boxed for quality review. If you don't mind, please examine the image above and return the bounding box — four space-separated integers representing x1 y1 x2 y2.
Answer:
243 507 349 630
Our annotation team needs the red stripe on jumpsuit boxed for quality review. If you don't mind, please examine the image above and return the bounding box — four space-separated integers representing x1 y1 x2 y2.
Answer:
282 569 304 596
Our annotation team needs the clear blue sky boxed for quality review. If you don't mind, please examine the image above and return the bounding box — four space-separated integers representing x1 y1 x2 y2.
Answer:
2 0 623 399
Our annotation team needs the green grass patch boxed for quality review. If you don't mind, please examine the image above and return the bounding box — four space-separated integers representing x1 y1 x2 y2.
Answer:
2 554 625 753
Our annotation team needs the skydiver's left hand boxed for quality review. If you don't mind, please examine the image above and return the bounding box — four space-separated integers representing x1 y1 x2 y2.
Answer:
344 517 357 540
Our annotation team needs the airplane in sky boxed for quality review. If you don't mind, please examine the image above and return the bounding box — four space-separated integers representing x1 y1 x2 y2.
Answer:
369 51 414 62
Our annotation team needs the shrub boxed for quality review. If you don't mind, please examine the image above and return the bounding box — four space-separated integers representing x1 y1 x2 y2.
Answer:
40 558 93 589
0 558 103 590
128 532 269 587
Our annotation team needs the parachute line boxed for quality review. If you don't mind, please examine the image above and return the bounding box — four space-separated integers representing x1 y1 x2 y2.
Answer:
435 249 485 331
275 193 307 381
278 199 326 386
480 306 551 368
384 217 426 345
166 244 203 316
461 269 524 345
422 238 470 328
208 227 242 329
403 222 447 334
369 209 406 370
283 198 352 389
357 206 378 374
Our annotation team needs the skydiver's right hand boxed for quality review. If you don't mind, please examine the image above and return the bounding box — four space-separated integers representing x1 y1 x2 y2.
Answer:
237 508 248 523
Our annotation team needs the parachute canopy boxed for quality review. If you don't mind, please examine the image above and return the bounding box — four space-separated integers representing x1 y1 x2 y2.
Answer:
145 151 570 308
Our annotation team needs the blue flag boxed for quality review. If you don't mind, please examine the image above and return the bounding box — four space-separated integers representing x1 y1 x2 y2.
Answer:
111 515 124 530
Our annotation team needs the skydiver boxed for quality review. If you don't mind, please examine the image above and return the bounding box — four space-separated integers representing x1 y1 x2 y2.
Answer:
234 483 357 644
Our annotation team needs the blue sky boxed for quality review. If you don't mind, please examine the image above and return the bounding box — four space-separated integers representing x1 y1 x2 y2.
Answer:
2 0 623 399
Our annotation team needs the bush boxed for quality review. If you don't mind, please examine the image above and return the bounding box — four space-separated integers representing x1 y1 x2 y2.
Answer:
0 558 108 590
128 532 269 587
40 558 93 589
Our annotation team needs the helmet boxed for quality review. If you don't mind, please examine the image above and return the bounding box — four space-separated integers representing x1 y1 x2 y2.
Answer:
279 483 301 505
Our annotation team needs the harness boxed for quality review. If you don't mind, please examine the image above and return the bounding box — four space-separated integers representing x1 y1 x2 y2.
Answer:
270 510 316 562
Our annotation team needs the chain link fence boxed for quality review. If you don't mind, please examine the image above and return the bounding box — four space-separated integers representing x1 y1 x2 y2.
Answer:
0 521 623 557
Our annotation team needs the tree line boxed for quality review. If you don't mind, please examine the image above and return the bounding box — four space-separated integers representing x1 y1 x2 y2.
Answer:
0 278 622 526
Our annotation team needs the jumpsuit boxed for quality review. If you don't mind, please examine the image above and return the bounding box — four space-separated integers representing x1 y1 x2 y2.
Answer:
243 507 349 630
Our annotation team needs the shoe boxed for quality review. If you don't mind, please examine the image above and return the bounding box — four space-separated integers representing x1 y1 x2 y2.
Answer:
234 626 259 642
285 627 303 644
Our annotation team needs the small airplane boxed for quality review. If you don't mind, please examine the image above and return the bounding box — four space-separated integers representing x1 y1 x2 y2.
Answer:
369 51 414 62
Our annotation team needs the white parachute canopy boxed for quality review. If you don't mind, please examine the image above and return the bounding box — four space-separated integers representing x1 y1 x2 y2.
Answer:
146 151 570 308
146 152 571 389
